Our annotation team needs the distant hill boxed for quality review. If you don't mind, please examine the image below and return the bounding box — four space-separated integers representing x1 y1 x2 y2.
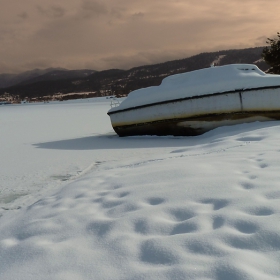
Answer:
0 68 67 88
17 69 96 86
0 47 269 99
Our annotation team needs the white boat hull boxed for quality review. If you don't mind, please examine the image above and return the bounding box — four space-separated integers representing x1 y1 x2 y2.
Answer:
108 87 280 136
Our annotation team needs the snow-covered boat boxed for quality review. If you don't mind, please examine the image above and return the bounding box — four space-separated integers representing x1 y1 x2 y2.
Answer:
107 64 280 136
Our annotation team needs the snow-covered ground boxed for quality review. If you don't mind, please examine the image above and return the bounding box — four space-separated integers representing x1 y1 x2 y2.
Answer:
1 97 280 279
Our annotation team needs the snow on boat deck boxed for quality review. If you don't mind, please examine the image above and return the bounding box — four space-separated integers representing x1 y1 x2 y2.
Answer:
109 64 280 112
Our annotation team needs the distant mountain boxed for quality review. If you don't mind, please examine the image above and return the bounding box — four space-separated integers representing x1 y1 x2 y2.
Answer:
0 47 269 99
0 68 67 88
17 69 96 86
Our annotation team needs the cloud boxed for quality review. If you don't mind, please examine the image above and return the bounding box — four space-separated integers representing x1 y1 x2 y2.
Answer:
98 49 193 70
80 1 108 19
0 62 17 74
131 12 145 20
18 12 29 20
110 7 125 20
20 58 58 70
255 36 268 47
37 5 66 18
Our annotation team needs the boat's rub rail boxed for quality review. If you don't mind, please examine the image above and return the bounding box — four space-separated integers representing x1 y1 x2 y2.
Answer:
107 85 280 115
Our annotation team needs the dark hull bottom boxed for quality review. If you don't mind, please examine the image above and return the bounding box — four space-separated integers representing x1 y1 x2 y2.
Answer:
113 111 280 137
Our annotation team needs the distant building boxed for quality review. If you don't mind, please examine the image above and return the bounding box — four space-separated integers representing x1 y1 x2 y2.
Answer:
0 101 11 105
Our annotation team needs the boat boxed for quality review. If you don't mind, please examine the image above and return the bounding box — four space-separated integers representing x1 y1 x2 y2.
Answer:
107 64 280 136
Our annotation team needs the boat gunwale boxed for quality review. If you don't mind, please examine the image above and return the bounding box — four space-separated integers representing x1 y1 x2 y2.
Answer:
107 85 280 116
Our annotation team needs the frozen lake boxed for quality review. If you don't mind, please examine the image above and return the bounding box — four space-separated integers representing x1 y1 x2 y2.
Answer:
0 98 280 279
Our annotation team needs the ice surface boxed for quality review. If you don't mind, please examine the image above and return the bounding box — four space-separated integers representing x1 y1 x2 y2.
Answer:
109 64 280 112
1 97 280 279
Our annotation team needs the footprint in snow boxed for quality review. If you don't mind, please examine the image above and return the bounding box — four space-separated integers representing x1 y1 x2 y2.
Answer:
170 220 198 235
134 219 149 235
232 220 259 234
212 216 225 230
240 182 255 190
259 162 268 169
168 208 196 222
245 206 274 216
139 239 178 265
116 191 130 198
146 197 165 206
200 198 229 210
86 220 113 238
265 190 280 200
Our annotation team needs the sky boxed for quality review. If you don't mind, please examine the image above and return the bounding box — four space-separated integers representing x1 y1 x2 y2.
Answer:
0 0 279 74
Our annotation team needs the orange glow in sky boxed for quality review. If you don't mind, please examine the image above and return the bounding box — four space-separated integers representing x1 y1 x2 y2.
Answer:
0 0 279 73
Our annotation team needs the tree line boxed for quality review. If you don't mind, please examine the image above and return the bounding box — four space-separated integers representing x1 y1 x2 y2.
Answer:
262 32 280 74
